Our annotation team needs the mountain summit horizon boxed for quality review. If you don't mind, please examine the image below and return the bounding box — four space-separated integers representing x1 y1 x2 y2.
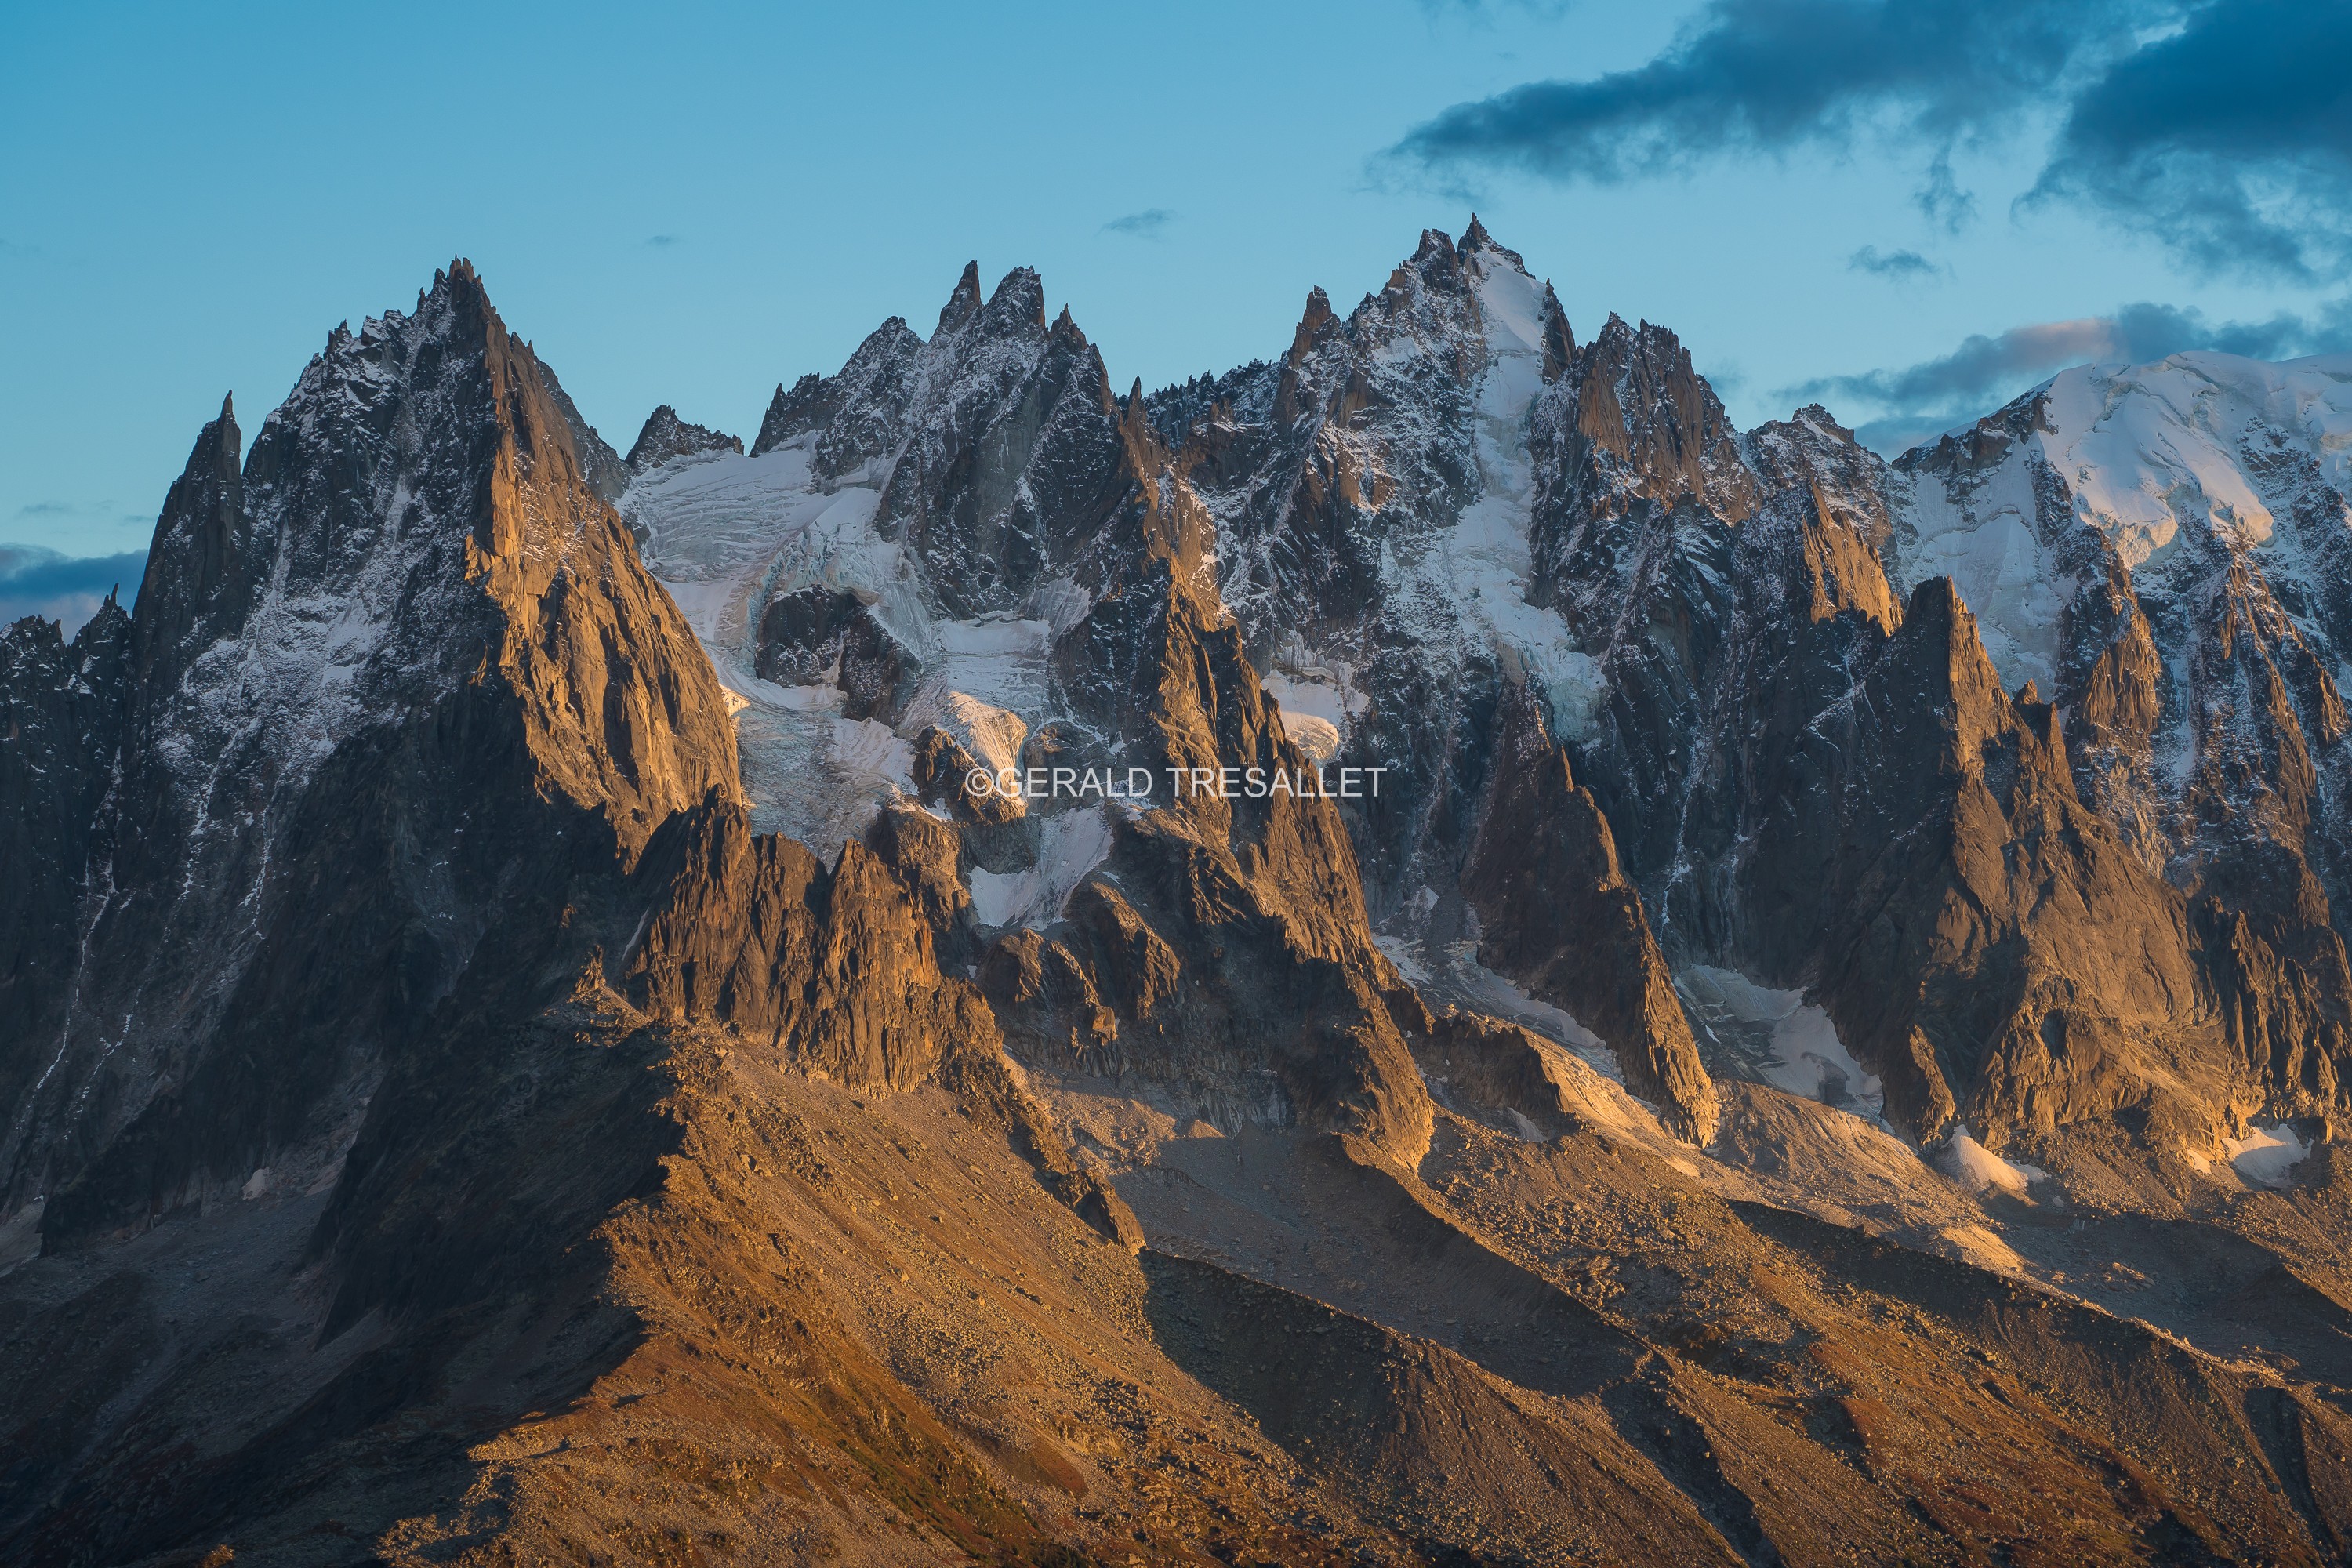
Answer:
6 224 2352 1566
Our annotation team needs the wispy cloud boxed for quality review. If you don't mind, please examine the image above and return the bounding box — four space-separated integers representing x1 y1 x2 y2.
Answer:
1417 0 1573 16
1785 296 2352 453
645 234 680 248
1383 1 2352 281
1848 245 1945 281
1915 151 1976 232
13 500 74 517
1102 209 1175 240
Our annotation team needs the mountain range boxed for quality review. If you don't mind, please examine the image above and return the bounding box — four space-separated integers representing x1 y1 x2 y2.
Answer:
5 222 2352 1566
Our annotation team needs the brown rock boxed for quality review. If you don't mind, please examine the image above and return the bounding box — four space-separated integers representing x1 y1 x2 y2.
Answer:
1464 683 1720 1143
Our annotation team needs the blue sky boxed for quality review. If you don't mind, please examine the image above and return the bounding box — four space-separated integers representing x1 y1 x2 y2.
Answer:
4 0 2347 591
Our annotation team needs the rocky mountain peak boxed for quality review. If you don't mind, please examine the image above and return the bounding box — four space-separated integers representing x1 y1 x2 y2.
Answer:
1459 212 1530 273
130 388 247 694
938 259 985 333
1290 285 1338 355
2 259 738 1238
625 404 743 472
1274 286 1344 425
984 265 1048 333
1557 310 1756 522
751 314 924 465
1380 227 1470 307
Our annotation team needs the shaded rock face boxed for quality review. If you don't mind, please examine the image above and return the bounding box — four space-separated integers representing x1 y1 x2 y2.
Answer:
753 583 915 717
624 403 742 471
534 360 632 503
1740 579 2213 1141
0 601 132 1068
0 262 739 1236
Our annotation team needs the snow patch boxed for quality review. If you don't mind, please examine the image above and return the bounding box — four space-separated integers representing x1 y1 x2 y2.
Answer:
2224 1123 2310 1187
630 445 931 856
968 806 1116 930
1936 1124 2046 1198
899 687 1028 776
1365 244 1612 743
1375 923 1622 1085
1897 350 2352 692
1678 966 1884 1123
1262 670 1353 729
2042 354 2352 565
1279 711 1341 764
1895 471 2067 695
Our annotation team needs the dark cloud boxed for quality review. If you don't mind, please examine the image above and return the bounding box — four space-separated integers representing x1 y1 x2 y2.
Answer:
0 546 145 635
1386 0 2137 182
1848 245 1944 281
1787 296 2352 453
1386 1 2352 280
1102 209 1175 239
645 234 680 248
2033 0 2352 281
14 500 74 517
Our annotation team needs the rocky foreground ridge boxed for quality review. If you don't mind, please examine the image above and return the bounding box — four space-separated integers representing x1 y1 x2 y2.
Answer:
2 232 2352 1565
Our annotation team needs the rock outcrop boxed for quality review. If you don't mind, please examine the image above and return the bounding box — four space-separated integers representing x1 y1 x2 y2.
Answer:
624 403 742 471
987 561 1435 1165
1464 684 1718 1142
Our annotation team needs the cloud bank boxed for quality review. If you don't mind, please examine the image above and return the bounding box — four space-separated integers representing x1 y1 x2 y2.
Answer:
2033 0 2352 281
0 546 145 637
1388 0 2352 280
1787 296 2352 453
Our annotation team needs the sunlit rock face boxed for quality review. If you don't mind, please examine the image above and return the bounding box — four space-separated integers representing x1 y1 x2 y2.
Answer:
1893 355 2352 1127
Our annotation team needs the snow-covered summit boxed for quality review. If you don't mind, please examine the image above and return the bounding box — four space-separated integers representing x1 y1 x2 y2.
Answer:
1896 350 2352 697
2048 352 2352 564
